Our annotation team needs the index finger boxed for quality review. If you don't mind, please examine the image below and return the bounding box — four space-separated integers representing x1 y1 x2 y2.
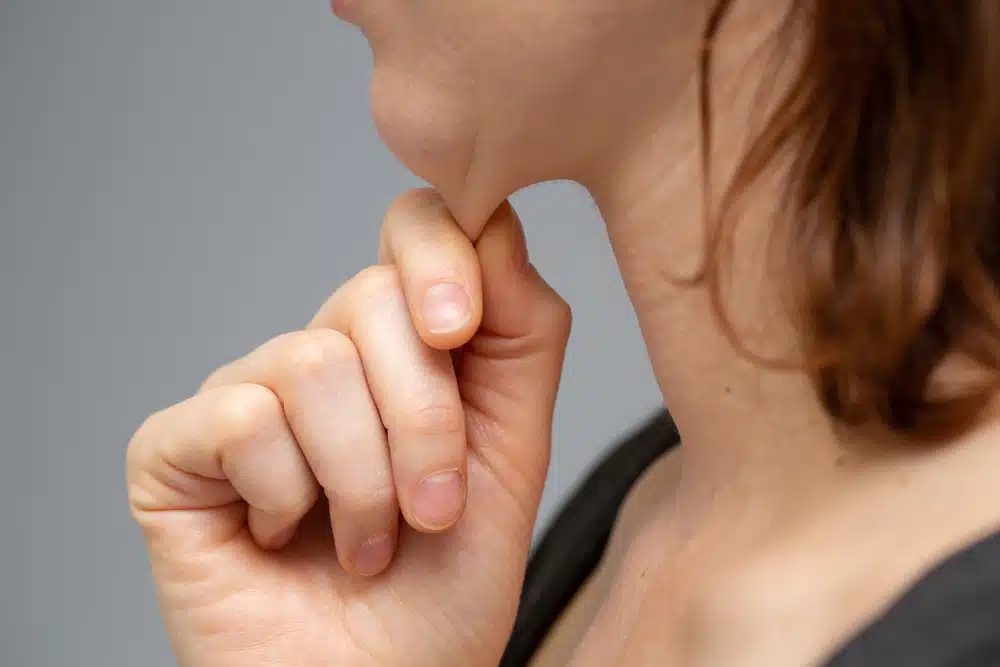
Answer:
375 189 483 351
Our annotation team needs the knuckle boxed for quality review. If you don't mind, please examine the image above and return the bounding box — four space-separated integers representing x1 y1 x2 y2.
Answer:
125 409 164 481
199 365 229 393
127 409 160 453
540 291 573 343
402 402 466 439
353 264 402 302
209 384 281 448
271 487 319 518
330 483 394 518
281 329 358 381
552 298 573 339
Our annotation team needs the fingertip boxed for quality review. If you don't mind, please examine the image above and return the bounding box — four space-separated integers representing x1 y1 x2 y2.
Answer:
418 282 482 350
476 202 529 277
410 469 467 533
253 516 300 551
381 194 485 349
348 533 395 577
422 282 474 335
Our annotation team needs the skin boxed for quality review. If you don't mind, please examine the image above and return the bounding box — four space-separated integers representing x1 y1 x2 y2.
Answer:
128 1 1000 666
128 193 571 667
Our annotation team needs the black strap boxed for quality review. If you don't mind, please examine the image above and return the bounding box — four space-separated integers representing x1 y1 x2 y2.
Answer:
824 529 1000 667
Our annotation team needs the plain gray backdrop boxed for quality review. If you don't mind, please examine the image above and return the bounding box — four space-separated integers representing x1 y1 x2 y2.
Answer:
0 2 664 665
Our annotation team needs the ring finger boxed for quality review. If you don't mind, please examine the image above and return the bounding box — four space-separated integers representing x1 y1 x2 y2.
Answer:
201 329 398 577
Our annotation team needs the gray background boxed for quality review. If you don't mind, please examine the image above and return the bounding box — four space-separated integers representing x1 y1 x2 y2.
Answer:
0 2 663 665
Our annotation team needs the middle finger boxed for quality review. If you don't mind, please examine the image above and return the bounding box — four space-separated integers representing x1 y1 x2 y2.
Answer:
311 265 468 534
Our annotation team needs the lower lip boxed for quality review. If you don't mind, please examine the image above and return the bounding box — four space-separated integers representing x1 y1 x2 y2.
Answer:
331 0 358 21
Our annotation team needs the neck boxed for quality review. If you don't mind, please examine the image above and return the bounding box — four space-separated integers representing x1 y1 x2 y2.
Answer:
583 24 847 526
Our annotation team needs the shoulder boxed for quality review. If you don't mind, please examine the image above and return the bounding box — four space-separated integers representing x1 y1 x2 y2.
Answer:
824 530 1000 667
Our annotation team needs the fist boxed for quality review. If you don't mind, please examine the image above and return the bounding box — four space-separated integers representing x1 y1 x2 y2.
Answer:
127 190 571 667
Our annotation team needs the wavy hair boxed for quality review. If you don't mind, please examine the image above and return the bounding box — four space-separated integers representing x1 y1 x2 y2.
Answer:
700 1 1000 439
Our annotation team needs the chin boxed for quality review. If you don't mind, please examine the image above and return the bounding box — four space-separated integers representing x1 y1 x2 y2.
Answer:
369 65 513 237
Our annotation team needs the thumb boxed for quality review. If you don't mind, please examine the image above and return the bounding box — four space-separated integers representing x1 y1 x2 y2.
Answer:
459 201 572 504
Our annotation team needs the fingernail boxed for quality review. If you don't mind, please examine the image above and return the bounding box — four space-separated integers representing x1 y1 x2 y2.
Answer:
414 470 465 531
422 284 471 334
353 534 392 577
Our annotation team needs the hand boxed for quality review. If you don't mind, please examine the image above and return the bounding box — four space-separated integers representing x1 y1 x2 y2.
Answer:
126 189 572 667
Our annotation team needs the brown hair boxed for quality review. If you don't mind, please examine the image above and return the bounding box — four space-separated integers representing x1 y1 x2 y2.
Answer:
699 1 1000 440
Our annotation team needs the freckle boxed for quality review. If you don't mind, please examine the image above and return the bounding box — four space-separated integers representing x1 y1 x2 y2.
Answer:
641 569 648 579
724 387 732 394
835 454 849 468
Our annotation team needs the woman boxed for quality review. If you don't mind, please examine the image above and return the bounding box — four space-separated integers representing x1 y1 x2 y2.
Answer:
126 1 1000 665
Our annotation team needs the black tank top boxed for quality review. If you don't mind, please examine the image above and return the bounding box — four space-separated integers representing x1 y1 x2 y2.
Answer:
499 411 1000 667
